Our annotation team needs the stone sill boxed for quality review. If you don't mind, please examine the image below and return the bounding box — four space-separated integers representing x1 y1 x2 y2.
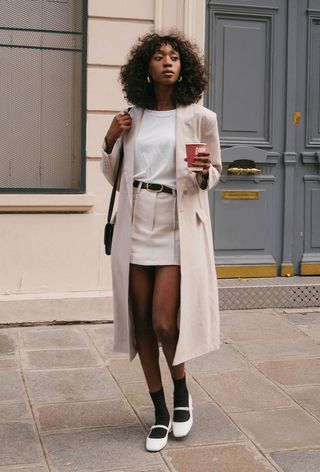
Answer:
0 194 95 213
0 291 113 324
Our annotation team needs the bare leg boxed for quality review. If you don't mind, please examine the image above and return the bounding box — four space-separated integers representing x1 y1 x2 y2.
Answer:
129 263 162 392
152 266 191 432
130 264 171 444
152 265 185 380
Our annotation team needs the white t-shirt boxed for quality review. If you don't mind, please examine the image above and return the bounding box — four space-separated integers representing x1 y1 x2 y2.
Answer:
134 109 176 189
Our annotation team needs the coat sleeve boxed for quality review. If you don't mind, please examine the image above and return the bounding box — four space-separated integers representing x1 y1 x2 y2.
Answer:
100 136 123 187
196 111 222 191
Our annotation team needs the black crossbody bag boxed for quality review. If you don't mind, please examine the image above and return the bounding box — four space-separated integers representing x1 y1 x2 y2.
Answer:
104 144 124 255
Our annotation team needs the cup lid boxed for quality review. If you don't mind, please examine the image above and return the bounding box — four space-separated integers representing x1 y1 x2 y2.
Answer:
185 142 207 145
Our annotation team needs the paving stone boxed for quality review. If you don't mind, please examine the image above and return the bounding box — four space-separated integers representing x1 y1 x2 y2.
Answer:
0 402 31 420
0 466 48 472
0 357 19 368
196 370 293 412
256 358 320 385
221 311 303 342
281 307 320 314
107 357 146 383
140 402 243 448
121 468 169 472
292 325 320 344
296 326 320 343
21 348 103 370
108 469 169 472
285 385 320 418
122 382 165 411
43 426 161 471
234 337 320 362
284 313 320 342
101 469 168 472
85 324 116 357
108 357 171 384
0 330 17 356
285 312 320 325
163 443 277 472
187 343 254 375
24 367 120 403
0 369 26 402
36 399 138 431
231 408 320 452
20 327 88 350
0 422 43 466
271 448 320 472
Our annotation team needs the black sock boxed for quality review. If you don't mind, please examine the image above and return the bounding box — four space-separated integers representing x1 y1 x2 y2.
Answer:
173 375 189 407
172 375 190 422
149 387 170 438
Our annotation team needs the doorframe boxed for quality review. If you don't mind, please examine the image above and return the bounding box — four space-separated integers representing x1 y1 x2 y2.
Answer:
281 0 299 277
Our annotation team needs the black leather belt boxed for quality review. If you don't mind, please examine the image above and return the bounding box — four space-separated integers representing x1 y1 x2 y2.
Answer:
133 180 174 195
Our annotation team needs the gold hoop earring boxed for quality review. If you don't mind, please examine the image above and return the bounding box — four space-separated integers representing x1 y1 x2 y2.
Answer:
147 76 151 83
178 76 183 82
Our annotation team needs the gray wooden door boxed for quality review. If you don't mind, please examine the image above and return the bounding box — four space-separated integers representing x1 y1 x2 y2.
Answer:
206 0 320 278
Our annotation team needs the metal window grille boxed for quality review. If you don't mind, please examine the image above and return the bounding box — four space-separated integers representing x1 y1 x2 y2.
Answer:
0 0 87 193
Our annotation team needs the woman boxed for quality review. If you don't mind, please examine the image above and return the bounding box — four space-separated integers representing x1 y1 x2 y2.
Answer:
101 32 222 452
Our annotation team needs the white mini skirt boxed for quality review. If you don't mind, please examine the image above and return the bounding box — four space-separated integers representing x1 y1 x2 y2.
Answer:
130 184 180 265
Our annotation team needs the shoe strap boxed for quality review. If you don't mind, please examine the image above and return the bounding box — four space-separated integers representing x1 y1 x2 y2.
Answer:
174 406 193 411
150 423 171 431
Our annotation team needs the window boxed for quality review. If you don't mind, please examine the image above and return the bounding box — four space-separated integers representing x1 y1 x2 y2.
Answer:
0 0 87 193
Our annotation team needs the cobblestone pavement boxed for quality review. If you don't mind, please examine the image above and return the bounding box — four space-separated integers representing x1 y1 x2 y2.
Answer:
1 307 320 472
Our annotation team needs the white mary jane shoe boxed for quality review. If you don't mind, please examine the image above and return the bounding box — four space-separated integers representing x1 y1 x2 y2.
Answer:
172 393 193 438
146 420 172 452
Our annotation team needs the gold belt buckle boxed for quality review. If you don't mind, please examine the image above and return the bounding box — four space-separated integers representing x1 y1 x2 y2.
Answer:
146 183 163 193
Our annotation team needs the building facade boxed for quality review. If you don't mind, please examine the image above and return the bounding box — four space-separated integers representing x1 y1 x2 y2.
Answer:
0 0 319 322
0 0 205 322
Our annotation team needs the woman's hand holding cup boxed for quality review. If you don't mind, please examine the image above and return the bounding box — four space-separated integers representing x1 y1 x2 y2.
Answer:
193 152 211 175
185 143 211 175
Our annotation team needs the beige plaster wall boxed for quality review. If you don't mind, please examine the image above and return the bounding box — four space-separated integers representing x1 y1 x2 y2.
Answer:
0 0 206 318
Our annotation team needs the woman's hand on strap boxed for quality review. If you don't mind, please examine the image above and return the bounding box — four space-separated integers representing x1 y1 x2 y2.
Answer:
104 111 132 153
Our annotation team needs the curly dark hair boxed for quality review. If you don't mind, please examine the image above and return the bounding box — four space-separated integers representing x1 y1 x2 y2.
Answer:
120 31 208 108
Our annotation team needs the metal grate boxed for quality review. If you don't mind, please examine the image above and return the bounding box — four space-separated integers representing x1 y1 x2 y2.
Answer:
0 0 86 192
218 277 320 310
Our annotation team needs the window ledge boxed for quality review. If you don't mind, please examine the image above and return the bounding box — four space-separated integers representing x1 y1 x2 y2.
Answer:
0 194 95 213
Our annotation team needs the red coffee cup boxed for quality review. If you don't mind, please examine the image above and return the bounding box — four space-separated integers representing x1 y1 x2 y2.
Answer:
185 143 206 171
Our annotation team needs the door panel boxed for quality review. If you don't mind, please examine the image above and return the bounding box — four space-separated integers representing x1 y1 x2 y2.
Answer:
214 15 272 145
206 0 286 277
295 0 320 274
206 0 320 277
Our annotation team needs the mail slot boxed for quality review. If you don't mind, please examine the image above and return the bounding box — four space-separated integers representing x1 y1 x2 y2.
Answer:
227 159 261 175
222 191 259 200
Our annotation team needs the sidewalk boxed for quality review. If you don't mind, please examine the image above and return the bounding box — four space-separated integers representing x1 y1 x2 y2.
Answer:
1 307 320 472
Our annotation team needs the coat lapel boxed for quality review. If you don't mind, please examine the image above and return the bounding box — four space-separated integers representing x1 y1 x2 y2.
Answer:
176 105 196 205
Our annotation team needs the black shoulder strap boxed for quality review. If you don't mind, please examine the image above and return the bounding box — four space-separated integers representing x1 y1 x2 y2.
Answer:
107 107 132 223
107 144 123 223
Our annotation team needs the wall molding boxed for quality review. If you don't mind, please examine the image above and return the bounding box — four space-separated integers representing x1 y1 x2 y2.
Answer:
306 11 320 146
154 0 205 49
301 151 320 164
208 2 279 14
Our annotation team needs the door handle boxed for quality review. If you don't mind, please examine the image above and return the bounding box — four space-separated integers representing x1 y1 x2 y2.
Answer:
292 112 302 124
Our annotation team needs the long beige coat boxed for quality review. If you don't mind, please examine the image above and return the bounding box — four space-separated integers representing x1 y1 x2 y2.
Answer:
101 103 222 366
